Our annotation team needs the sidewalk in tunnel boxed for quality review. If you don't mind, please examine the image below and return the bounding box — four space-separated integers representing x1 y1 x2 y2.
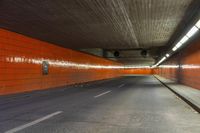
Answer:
154 75 200 113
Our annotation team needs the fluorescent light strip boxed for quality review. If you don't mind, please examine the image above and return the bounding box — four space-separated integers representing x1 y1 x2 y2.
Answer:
175 42 183 48
196 19 200 28
161 56 166 62
155 56 167 66
180 36 189 44
172 46 178 51
154 18 200 68
186 26 199 38
171 19 200 52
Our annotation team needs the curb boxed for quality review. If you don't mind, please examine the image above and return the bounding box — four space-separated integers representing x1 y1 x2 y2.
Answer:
154 75 200 114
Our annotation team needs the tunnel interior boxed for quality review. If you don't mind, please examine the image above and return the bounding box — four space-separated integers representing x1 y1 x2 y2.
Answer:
0 0 200 133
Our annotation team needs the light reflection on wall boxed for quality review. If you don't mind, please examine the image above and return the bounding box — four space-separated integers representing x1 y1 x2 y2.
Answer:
181 64 200 69
5 56 121 69
158 64 200 69
5 56 152 69
159 65 179 68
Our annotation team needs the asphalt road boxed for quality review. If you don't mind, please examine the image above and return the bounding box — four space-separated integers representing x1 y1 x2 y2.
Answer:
0 76 200 133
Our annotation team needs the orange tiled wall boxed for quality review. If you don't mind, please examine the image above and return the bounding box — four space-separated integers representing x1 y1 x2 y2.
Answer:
0 29 123 95
123 68 153 75
154 37 200 90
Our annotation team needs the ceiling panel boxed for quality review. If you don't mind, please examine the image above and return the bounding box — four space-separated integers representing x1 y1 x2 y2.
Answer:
0 0 193 49
0 0 198 65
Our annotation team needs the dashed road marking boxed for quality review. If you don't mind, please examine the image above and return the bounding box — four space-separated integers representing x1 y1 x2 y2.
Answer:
5 111 63 133
118 84 125 88
94 91 111 98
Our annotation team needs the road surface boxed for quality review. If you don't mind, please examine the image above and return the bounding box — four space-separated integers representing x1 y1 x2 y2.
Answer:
0 76 200 133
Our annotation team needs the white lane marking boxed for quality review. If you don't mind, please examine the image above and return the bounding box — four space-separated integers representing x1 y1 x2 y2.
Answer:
118 84 125 88
94 91 111 98
5 111 63 133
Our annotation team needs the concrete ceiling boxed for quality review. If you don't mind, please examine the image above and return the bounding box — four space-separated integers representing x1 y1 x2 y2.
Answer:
0 0 199 65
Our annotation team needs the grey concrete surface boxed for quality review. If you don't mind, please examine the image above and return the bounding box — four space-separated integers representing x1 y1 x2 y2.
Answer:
0 76 200 133
155 75 200 111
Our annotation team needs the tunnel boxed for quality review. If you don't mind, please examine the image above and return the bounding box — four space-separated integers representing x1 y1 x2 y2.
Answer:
0 0 200 133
